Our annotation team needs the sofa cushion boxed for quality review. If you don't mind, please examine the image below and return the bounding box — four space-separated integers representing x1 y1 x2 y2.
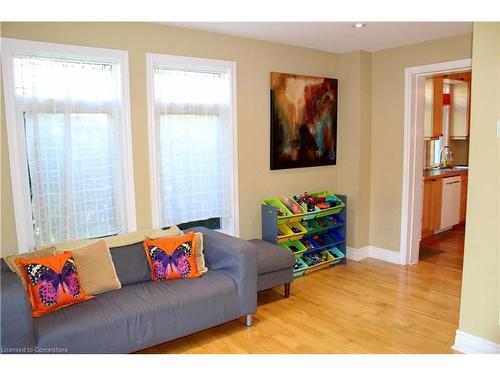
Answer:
110 242 151 286
1 258 10 272
248 239 295 274
34 270 239 353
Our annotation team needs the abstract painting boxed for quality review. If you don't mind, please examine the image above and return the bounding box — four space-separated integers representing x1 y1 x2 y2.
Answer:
270 72 338 170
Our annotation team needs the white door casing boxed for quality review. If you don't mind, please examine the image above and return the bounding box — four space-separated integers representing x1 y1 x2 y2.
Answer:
401 58 472 265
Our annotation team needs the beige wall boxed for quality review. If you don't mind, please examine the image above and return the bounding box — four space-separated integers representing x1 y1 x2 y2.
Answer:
336 51 372 248
0 24 475 260
458 22 500 344
3 20 498 347
1 22 351 256
369 33 473 251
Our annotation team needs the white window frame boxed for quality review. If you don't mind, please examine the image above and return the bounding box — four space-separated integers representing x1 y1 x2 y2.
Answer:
146 53 239 236
1 38 137 252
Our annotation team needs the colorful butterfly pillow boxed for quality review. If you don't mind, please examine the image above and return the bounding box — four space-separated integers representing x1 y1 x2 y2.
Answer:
16 251 93 317
143 232 201 281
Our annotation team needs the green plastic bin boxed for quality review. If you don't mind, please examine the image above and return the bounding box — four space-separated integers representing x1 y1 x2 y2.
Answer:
300 219 322 235
301 206 320 220
315 217 334 232
263 198 293 224
285 239 307 256
280 197 307 223
309 191 346 217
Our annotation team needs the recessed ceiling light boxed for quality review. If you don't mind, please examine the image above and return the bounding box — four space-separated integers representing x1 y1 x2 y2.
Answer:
353 23 366 29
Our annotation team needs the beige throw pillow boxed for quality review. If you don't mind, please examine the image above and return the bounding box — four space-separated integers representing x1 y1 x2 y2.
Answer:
51 239 94 251
5 247 57 289
103 229 150 248
146 228 207 274
145 225 183 239
192 232 207 274
55 240 121 295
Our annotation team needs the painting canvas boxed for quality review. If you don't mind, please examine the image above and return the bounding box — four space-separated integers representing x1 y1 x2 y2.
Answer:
270 72 338 170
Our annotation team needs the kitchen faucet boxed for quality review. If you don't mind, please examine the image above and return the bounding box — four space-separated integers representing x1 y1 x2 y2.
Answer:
439 145 454 168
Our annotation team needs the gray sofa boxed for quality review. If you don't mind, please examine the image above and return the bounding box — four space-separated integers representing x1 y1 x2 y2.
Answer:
0 228 257 354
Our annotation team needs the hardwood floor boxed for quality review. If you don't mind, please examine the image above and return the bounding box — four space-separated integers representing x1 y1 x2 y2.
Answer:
138 256 462 354
419 223 465 271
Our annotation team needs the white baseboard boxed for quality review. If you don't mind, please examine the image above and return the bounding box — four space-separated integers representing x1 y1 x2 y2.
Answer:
369 246 403 264
347 245 403 264
347 246 370 261
453 330 500 354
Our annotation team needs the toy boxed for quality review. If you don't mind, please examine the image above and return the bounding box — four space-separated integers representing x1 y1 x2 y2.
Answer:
300 238 315 249
294 191 341 212
313 234 325 246
307 197 316 212
303 252 329 266
293 259 303 270
282 197 303 214
294 192 316 212
327 196 339 206
317 218 328 228
329 216 339 225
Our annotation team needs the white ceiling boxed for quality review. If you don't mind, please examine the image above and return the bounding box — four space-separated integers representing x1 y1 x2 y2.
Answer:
165 22 472 53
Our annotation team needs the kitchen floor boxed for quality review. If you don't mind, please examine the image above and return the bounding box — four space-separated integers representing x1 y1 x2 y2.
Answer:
419 223 465 270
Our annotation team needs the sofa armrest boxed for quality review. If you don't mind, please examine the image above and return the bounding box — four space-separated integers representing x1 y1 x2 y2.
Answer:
1 260 36 352
190 228 257 317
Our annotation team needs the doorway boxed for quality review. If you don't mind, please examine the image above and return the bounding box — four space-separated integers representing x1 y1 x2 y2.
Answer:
419 70 471 270
400 58 472 265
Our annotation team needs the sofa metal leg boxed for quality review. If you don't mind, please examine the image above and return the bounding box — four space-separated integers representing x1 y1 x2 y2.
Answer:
245 314 253 327
284 282 290 298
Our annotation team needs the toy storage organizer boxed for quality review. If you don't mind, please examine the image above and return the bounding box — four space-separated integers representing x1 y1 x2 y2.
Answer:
261 193 347 278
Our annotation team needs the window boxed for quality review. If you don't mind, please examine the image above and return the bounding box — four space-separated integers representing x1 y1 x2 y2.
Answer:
177 217 221 232
2 39 136 251
147 54 238 235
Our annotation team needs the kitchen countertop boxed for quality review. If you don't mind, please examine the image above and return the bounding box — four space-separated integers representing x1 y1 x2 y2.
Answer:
423 166 469 180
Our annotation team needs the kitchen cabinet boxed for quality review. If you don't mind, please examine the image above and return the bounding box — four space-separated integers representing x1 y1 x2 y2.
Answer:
449 81 470 139
447 71 471 83
422 177 442 239
422 169 468 239
460 174 468 222
424 76 444 139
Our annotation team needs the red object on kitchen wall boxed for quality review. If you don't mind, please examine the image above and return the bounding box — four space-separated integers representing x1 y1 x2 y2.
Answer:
443 93 451 105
